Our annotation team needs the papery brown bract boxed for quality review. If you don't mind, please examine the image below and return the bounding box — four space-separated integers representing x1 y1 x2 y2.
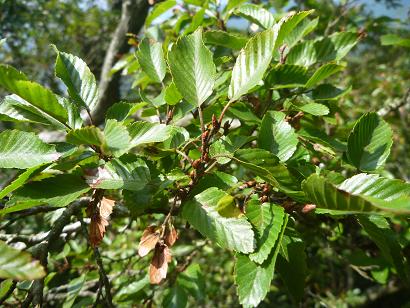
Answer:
164 225 178 247
149 244 172 284
88 197 115 247
138 225 160 257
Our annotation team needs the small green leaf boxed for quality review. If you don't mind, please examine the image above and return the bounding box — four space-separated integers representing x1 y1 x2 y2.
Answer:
298 102 329 116
54 48 99 112
136 38 166 83
145 0 177 27
381 34 410 47
246 201 286 264
103 119 131 156
182 187 255 253
85 154 150 191
204 30 247 50
234 4 275 29
168 28 216 106
0 130 61 169
347 112 393 171
258 111 298 161
164 82 183 105
105 102 146 122
304 63 345 88
66 126 105 147
0 241 46 280
127 121 173 148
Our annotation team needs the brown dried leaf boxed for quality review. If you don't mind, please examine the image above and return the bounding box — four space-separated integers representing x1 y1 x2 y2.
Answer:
149 245 172 284
89 197 115 247
164 225 178 247
138 226 160 257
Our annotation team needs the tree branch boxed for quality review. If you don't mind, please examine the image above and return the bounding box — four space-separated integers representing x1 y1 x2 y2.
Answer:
92 0 150 124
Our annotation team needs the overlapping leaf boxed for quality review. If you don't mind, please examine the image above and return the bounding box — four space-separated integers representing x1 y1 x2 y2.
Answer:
85 154 150 191
168 28 215 106
0 241 46 280
303 173 410 215
182 187 255 253
136 38 166 83
0 65 68 125
258 111 298 161
234 4 275 29
55 48 99 111
246 200 286 264
0 130 61 169
347 112 393 171
234 214 288 307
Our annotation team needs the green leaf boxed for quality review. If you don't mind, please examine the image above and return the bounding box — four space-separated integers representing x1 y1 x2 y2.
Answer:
277 229 307 303
275 10 314 47
286 31 359 66
136 38 166 83
234 214 288 307
258 111 298 161
298 102 329 116
312 84 351 100
232 149 303 197
127 121 173 148
347 112 393 171
103 119 131 156
267 64 309 89
303 173 410 215
0 130 61 169
182 187 255 253
234 4 275 29
3 174 90 213
183 8 205 35
0 65 68 125
54 48 99 112
0 95 59 127
62 274 86 308
145 0 177 26
380 34 410 47
304 63 345 88
283 17 319 49
105 102 146 122
0 241 46 280
358 215 410 284
66 126 105 147
164 82 183 105
168 28 216 106
246 200 286 264
228 27 278 101
0 164 49 199
85 154 150 191
204 30 247 50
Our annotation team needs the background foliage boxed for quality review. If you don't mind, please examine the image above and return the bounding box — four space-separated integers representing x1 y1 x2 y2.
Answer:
0 0 410 307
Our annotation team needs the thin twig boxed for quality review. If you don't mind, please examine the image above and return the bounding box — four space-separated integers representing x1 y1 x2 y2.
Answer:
94 247 114 308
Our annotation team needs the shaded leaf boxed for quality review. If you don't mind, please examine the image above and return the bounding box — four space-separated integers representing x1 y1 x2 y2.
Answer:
258 111 298 161
0 241 46 280
204 30 247 50
347 112 393 171
182 187 255 253
149 244 172 284
0 130 61 169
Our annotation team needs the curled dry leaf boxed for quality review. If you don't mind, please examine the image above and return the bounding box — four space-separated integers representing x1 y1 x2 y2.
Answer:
87 197 115 247
164 224 178 247
149 244 172 284
138 226 160 257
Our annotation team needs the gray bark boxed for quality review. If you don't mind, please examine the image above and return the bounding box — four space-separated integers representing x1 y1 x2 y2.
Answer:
92 0 149 124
